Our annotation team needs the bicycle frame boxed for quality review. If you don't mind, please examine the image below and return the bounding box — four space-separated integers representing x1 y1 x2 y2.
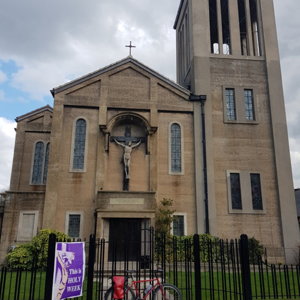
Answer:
126 276 162 299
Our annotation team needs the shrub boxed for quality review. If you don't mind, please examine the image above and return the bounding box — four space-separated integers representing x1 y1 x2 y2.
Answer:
248 237 264 264
157 233 223 263
156 234 264 264
155 198 175 236
6 229 70 269
6 243 32 269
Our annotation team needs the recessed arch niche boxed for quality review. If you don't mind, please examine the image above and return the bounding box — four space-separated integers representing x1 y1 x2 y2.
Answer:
103 112 153 192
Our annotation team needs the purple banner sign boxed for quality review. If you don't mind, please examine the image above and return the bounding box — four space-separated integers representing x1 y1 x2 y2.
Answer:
52 242 85 300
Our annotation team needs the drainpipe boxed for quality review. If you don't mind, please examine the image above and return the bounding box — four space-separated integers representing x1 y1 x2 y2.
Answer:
94 210 97 237
190 94 209 234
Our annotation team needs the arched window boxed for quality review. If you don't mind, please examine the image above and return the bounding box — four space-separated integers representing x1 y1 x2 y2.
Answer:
31 141 50 184
43 143 50 184
170 123 182 173
72 118 87 170
32 142 44 184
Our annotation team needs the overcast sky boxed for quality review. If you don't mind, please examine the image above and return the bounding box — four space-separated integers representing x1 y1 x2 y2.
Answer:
0 0 299 191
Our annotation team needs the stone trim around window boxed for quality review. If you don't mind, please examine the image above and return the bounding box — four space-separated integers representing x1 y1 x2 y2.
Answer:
223 86 259 124
168 122 184 175
69 117 89 173
226 170 266 214
171 213 187 236
17 210 39 241
65 211 84 239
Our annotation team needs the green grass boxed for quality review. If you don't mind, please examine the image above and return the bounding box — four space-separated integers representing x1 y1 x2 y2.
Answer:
166 270 300 300
0 270 106 300
1 270 46 300
2 269 300 300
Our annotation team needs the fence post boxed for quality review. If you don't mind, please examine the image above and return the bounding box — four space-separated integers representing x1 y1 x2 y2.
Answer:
86 234 96 299
240 234 252 300
193 234 202 300
44 233 56 300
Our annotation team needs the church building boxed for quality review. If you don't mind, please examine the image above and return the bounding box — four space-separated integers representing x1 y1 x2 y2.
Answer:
0 0 299 263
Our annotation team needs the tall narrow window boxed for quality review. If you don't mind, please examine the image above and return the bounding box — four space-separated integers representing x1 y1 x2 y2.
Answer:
43 143 50 184
185 13 190 68
225 88 236 120
209 0 219 54
178 28 184 82
31 141 50 184
32 142 45 184
249 0 261 56
221 0 231 55
68 214 81 238
181 23 186 74
244 89 255 120
230 173 242 209
238 0 248 55
73 118 87 170
173 215 185 236
170 123 182 173
251 173 263 210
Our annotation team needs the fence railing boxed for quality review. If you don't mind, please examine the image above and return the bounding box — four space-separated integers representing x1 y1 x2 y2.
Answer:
0 230 300 300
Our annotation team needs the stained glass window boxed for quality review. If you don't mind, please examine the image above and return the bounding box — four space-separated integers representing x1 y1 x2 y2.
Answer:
68 214 81 238
73 119 87 170
244 89 255 120
171 123 182 173
225 88 236 120
43 143 50 184
32 142 45 184
173 215 184 236
251 173 263 210
230 173 242 209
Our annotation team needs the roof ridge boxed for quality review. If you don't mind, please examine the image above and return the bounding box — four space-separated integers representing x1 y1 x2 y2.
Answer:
51 57 190 96
15 105 53 122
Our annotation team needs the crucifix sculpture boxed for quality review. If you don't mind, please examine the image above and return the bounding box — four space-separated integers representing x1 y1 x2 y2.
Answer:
110 126 145 190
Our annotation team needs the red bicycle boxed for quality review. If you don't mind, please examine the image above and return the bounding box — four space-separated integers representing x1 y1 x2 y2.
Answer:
104 270 182 300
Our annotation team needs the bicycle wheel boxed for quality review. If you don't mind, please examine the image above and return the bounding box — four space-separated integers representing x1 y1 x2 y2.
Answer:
104 286 135 300
152 283 182 300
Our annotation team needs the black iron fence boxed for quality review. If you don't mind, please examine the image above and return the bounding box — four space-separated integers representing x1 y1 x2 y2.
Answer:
1 229 300 300
0 257 47 300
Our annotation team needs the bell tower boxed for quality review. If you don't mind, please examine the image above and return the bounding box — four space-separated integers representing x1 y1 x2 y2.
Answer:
174 0 300 263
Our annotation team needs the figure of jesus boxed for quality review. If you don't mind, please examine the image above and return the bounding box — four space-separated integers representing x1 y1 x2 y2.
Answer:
114 139 141 179
53 244 75 300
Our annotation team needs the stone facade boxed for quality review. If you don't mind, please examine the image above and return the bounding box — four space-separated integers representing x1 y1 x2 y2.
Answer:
0 0 298 264
174 0 299 263
0 58 197 262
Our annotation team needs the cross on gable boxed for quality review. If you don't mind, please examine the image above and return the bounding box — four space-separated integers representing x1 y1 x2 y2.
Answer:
125 41 136 56
110 126 145 144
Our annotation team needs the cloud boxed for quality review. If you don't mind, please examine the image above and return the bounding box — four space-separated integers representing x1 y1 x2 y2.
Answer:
0 0 179 101
0 90 4 101
0 0 179 189
0 117 15 191
0 70 7 84
0 0 299 189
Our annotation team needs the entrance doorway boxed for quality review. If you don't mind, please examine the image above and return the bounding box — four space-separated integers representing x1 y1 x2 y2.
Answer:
108 218 142 261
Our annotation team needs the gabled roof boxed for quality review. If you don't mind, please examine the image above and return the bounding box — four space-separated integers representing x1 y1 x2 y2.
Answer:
51 56 190 96
15 105 53 122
